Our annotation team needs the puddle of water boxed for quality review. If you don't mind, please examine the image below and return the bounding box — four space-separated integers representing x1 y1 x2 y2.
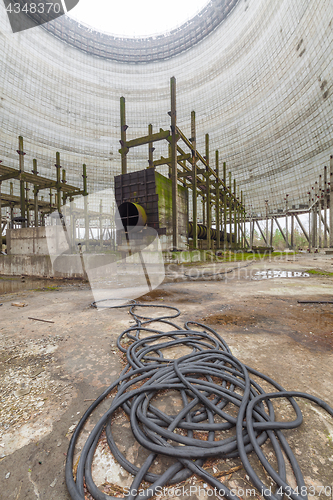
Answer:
0 276 84 294
252 270 310 281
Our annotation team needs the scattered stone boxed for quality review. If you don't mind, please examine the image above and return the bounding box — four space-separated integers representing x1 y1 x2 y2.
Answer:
11 302 28 307
5 472 10 479
30 367 44 378
14 383 31 398
50 478 57 488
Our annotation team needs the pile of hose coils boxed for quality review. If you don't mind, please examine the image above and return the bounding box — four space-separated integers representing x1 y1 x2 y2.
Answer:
66 302 333 500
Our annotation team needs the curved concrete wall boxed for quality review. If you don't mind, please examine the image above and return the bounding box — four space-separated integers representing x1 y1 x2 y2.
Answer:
0 0 332 216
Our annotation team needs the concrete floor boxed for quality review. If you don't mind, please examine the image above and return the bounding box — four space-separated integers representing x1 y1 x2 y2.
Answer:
0 252 333 500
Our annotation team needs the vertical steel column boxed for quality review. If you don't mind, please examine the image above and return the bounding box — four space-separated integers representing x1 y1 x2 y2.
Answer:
10 183 14 228
285 194 289 248
241 191 244 248
215 150 220 249
148 124 154 168
32 159 39 227
308 192 312 252
170 77 178 250
99 199 103 250
223 162 227 248
265 200 269 247
314 182 318 248
270 216 274 248
62 168 67 206
120 97 127 175
83 164 89 250
55 152 62 213
70 197 75 251
202 197 206 225
250 213 253 250
18 136 26 227
228 172 232 248
191 111 198 249
205 134 211 250
0 181 2 244
291 214 294 249
233 179 237 248
25 182 30 227
330 155 333 248
324 166 328 247
319 175 322 248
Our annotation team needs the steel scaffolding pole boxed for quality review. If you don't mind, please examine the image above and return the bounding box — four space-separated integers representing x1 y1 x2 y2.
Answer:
330 155 333 247
223 162 227 248
324 165 328 247
170 76 178 250
205 134 211 250
215 150 220 248
120 97 127 175
191 111 198 249
18 136 26 227
319 175 322 248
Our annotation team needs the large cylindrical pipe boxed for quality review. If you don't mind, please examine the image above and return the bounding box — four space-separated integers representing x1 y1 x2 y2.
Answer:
116 202 147 232
188 222 234 242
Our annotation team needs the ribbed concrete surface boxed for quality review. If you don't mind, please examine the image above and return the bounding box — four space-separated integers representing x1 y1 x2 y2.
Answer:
0 0 332 216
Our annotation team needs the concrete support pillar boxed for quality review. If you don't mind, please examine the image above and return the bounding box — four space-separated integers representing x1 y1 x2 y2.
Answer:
191 111 198 249
170 76 178 250
330 155 333 248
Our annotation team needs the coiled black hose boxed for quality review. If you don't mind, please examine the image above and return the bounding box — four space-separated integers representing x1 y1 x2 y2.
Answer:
66 302 333 500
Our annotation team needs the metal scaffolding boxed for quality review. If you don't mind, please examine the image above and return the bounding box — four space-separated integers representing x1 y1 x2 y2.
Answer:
0 136 86 243
118 77 246 251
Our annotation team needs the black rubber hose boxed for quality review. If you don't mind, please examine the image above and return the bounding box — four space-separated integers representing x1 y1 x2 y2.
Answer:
65 302 333 500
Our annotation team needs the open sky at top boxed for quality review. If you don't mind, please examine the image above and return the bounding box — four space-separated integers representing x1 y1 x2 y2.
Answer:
67 0 209 37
